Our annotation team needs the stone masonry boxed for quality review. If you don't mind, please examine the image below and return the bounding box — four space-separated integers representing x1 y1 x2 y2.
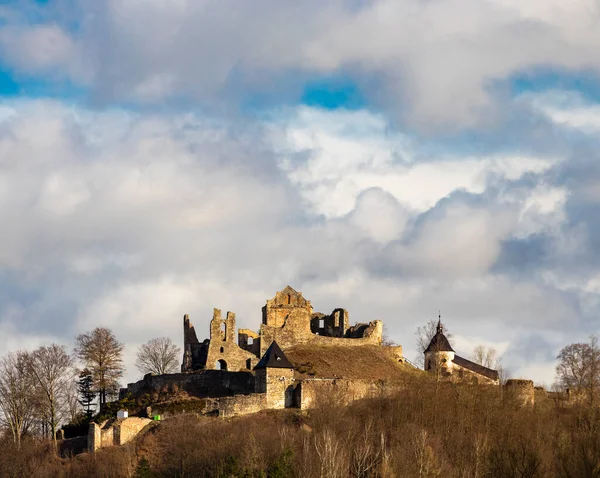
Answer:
181 286 383 373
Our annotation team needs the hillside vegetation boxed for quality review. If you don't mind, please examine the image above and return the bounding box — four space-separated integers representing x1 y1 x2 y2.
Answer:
1 376 599 477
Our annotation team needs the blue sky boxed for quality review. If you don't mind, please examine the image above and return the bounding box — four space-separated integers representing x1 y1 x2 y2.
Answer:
2 0 600 386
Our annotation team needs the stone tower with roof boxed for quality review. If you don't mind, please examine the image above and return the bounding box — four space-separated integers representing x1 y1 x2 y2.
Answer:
424 317 499 384
254 341 295 409
424 319 455 377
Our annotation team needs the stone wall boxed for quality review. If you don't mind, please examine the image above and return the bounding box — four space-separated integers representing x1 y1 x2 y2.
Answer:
205 309 257 371
256 367 295 409
101 424 113 447
310 309 349 337
295 378 398 409
260 308 383 356
262 286 313 328
214 394 268 418
182 310 257 372
114 417 153 445
88 417 153 453
181 286 389 374
504 379 535 407
182 313 209 372
121 369 255 399
88 422 102 453
238 328 261 357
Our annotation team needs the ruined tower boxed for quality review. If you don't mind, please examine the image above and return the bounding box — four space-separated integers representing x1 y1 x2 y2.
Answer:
262 285 313 327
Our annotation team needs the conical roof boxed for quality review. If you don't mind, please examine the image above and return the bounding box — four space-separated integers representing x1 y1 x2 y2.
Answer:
425 332 454 353
424 319 454 353
255 341 294 369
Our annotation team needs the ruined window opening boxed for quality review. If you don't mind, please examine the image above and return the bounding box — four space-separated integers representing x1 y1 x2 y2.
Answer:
246 358 252 369
221 322 226 341
248 337 253 345
216 359 227 371
319 319 324 329
287 294 291 304
220 347 224 353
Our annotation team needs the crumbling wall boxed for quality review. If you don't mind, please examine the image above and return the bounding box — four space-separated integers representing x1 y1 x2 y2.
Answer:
262 286 313 327
101 422 113 447
238 328 260 359
122 370 255 399
504 379 535 407
296 378 398 409
205 309 257 371
182 314 209 372
88 417 152 453
310 309 349 337
87 422 101 453
181 310 257 372
260 308 383 356
113 417 152 445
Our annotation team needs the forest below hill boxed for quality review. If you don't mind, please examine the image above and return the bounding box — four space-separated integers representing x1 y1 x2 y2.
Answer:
1 376 599 478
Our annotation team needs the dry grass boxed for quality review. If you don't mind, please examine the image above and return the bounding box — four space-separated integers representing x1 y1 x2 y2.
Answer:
286 345 425 380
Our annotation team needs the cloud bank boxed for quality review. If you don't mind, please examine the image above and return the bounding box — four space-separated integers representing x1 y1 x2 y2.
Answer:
1 1 600 386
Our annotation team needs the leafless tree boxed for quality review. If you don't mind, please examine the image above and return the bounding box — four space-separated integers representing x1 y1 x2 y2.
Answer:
64 378 81 424
75 327 124 408
26 344 75 451
473 345 509 384
314 427 348 478
135 337 181 376
0 352 37 448
472 345 497 368
556 336 600 405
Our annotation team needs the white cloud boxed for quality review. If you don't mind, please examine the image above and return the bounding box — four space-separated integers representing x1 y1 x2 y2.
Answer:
274 107 558 228
3 0 599 128
0 24 89 82
0 98 592 389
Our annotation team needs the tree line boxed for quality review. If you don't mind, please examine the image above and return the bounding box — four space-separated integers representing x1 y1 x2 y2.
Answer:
0 328 181 451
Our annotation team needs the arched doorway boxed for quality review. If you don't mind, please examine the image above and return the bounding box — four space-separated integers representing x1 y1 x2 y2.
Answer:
216 359 227 371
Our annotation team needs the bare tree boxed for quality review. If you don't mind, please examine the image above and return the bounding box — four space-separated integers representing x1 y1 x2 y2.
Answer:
415 318 454 367
0 352 37 448
556 336 600 405
64 378 81 424
135 337 181 376
473 345 509 384
472 345 497 368
26 344 74 451
75 327 124 408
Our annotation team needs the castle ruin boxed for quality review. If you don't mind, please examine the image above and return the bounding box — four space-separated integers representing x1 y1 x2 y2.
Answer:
120 286 499 419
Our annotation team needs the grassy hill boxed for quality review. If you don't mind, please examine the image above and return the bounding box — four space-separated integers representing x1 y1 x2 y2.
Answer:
285 345 425 380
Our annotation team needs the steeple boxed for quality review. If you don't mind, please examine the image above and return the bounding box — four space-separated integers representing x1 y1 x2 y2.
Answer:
425 313 454 353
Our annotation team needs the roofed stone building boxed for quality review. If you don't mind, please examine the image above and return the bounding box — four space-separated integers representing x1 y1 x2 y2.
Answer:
424 319 499 385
